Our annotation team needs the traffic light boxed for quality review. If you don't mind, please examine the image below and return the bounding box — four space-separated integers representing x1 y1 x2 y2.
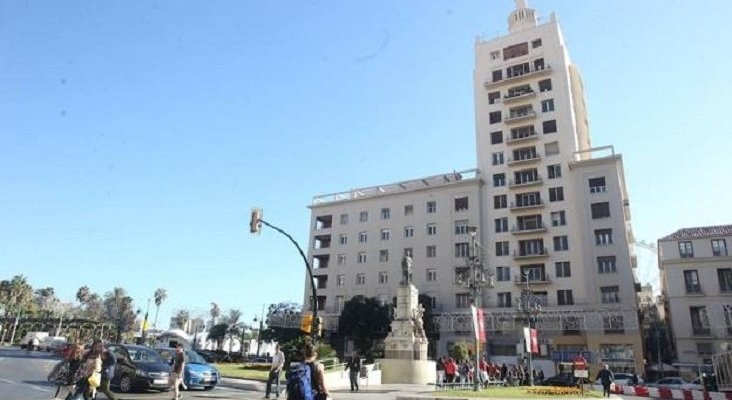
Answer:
301 314 313 333
250 208 263 234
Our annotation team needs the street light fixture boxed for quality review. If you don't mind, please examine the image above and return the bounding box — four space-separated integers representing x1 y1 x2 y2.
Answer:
517 273 542 386
253 304 265 357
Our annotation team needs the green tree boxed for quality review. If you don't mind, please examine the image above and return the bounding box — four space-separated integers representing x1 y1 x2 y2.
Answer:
225 309 243 354
153 288 167 332
209 302 221 327
449 342 469 362
103 287 136 342
208 323 228 351
337 296 390 361
0 275 34 344
34 287 58 318
173 309 190 332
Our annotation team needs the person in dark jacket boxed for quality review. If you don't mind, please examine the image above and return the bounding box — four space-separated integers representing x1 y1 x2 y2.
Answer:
97 347 117 400
344 353 362 392
595 364 614 398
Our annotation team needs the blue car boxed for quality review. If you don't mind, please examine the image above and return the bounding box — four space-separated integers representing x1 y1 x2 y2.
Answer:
157 348 220 391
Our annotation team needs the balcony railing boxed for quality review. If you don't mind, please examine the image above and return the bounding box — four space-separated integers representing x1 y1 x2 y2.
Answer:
514 276 551 285
510 201 544 211
484 64 552 88
507 154 541 166
512 223 547 235
509 177 543 188
506 131 538 145
503 90 536 103
504 110 537 124
513 248 549 260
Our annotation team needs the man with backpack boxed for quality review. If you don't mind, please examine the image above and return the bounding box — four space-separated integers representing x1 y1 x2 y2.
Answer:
286 343 330 400
344 353 362 392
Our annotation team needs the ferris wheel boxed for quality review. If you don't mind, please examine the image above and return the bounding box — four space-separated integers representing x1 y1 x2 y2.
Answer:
633 240 661 295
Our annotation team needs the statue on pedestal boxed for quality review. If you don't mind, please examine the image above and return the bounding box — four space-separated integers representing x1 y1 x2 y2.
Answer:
401 255 413 286
412 304 426 339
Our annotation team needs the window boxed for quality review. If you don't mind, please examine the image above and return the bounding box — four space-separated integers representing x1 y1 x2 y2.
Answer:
597 256 617 273
684 270 701 293
603 315 625 334
427 269 437 282
337 254 346 266
555 261 571 277
426 245 436 258
455 220 469 235
589 177 606 193
518 239 544 256
538 79 552 92
497 292 512 308
495 217 509 233
488 91 500 105
491 130 503 144
718 268 732 292
698 343 714 362
679 241 694 258
531 38 542 48
404 204 414 216
601 286 620 304
595 229 613 245
356 273 366 285
543 120 557 134
547 164 561 179
534 58 545 70
335 295 344 312
490 50 500 60
454 197 469 212
724 305 732 335
378 271 388 284
490 111 502 124
549 187 564 202
541 99 554 112
520 264 546 282
493 173 506 187
427 201 437 214
690 306 710 335
358 231 367 243
553 235 569 251
339 213 348 225
403 247 413 257
557 290 574 305
404 226 414 238
494 194 508 209
492 152 504 165
551 211 566 226
492 69 503 82
516 192 541 207
544 141 559 156
358 252 367 264
456 293 471 309
713 239 728 257
495 241 509 256
359 211 368 222
496 266 511 282
336 275 345 287
380 229 391 241
503 42 529 60
379 249 389 262
427 223 437 236
514 168 539 184
381 208 390 220
591 202 611 219
455 242 469 258
339 234 348 245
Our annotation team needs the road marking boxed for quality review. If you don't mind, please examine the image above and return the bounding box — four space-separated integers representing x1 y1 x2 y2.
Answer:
31 385 51 392
0 378 15 384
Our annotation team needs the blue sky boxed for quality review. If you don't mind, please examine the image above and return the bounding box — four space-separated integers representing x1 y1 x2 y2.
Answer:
1 1 730 327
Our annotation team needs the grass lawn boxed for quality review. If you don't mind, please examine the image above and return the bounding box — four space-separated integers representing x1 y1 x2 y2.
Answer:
436 387 604 398
215 363 270 381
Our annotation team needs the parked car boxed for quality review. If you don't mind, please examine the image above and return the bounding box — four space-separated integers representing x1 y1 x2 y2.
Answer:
156 348 220 391
39 336 67 352
542 373 577 387
645 377 690 390
683 377 704 391
107 344 171 393
594 373 643 386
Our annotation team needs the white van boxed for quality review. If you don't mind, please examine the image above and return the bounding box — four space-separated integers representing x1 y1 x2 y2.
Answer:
40 336 67 352
20 332 48 349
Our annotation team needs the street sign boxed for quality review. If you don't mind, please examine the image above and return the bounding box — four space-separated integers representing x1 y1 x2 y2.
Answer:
574 356 587 370
574 370 589 378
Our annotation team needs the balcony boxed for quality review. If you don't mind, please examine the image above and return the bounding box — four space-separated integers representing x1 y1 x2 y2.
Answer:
504 110 537 124
510 201 545 211
506 131 538 145
692 326 712 336
513 248 549 260
507 154 541 166
512 223 547 235
484 64 552 88
503 90 536 104
514 276 551 285
509 177 543 188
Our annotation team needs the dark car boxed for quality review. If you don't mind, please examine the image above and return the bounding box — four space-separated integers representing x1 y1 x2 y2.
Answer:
542 373 578 387
157 348 220 391
107 344 171 393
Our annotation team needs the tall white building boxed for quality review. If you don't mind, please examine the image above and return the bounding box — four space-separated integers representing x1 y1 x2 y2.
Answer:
305 1 642 372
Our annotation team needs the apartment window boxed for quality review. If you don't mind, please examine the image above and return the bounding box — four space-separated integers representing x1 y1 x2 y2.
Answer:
553 235 569 251
544 141 559 156
718 268 732 292
591 202 611 219
335 295 344 312
494 194 508 209
336 275 345 287
380 229 391 241
337 254 346 266
455 220 469 235
724 305 732 335
496 266 511 282
518 239 544 256
378 271 388 284
690 306 710 335
497 292 512 308
531 38 542 48
454 197 469 212
492 69 503 82
597 256 617 273
381 208 390 220
491 130 503 144
555 261 571 278
456 293 471 309
495 241 509 256
488 91 500 105
679 241 694 258
339 213 348 225
543 120 557 134
547 164 561 179
427 269 437 282
427 223 437 236
403 247 413 258
358 231 368 243
557 290 574 306
404 204 413 216
538 79 552 92
551 211 566 226
339 234 348 245
698 343 714 363
503 42 529 60
490 50 500 60
426 245 437 258
427 201 437 213
358 252 367 264
379 249 389 263
684 270 701 294
595 229 613 245
516 192 541 207
534 58 545 70
359 211 368 222
493 173 506 187
713 239 728 257
588 177 607 193
404 226 414 238
356 273 366 285
601 286 620 304
490 111 502 124
514 168 539 184
455 242 470 258
603 315 625 334
495 217 509 233
492 152 504 165
549 187 564 202
541 99 554 113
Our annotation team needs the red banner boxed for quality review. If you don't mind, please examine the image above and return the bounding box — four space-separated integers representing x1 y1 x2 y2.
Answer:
530 328 539 354
477 308 486 343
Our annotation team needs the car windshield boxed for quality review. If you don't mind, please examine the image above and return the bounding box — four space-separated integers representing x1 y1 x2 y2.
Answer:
186 351 207 364
128 348 163 364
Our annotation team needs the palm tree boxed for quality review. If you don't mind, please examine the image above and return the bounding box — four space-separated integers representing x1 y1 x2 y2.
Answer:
3 275 34 344
34 287 58 317
174 309 190 332
103 287 136 342
153 288 167 332
226 309 242 354
76 286 91 305
210 302 221 328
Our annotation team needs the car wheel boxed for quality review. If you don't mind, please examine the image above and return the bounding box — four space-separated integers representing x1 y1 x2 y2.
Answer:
204 386 214 391
119 375 132 393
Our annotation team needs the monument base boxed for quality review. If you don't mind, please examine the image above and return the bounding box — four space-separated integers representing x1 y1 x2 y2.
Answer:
378 358 436 385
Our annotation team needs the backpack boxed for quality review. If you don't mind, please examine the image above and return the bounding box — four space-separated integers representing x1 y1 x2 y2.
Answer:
286 362 318 400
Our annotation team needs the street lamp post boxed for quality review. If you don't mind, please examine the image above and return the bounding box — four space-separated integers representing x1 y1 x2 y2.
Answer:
518 274 542 387
253 304 265 357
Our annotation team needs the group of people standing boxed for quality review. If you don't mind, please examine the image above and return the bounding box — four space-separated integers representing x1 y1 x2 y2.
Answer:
438 356 544 387
49 339 116 400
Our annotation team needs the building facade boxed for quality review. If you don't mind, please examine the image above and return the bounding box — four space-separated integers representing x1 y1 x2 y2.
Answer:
304 1 642 372
659 225 732 366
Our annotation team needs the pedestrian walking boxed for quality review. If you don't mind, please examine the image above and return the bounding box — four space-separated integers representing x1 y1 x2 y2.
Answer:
69 340 103 400
285 342 329 400
96 346 117 400
51 344 84 400
344 353 362 392
596 364 614 398
265 344 285 399
169 344 186 400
